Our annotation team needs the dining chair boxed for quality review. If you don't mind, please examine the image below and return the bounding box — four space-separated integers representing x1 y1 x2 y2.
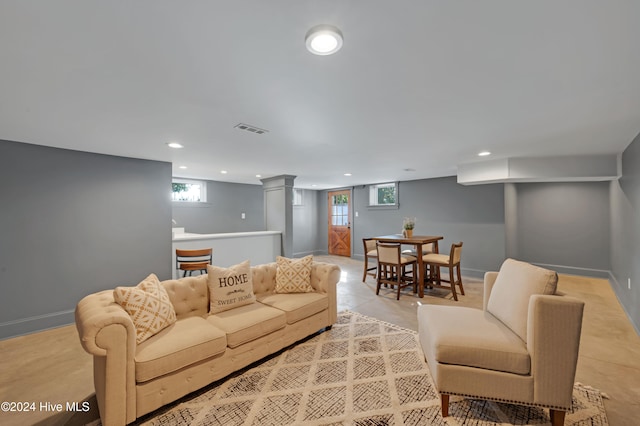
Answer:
376 242 417 300
422 242 464 301
362 238 378 282
175 248 213 277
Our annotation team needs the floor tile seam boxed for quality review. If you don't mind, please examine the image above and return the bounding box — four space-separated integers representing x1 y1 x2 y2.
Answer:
579 353 640 371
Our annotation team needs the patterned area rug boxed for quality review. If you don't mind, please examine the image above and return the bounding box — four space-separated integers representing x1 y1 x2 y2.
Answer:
136 311 608 425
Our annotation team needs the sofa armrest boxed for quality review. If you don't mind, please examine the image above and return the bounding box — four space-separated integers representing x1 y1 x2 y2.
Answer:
311 261 341 324
75 290 137 425
527 294 585 409
75 290 136 356
483 271 499 311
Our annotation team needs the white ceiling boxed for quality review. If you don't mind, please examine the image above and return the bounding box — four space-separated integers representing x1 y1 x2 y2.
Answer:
1 1 639 189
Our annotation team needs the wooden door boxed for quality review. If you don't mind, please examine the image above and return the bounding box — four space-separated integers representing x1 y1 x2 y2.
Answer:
328 190 351 256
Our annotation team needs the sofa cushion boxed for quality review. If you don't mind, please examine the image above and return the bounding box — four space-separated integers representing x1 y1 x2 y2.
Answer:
207 303 286 348
274 255 314 293
207 260 256 314
257 292 328 324
487 259 557 342
418 304 531 375
135 316 227 382
114 273 177 344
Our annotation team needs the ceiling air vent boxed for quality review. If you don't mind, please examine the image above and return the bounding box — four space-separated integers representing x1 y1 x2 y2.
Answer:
234 123 268 135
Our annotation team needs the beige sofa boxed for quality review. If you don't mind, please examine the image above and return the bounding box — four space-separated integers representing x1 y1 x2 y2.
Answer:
75 261 340 426
418 258 584 426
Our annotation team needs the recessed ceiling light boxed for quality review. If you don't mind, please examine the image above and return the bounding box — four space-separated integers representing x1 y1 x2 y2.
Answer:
305 25 343 56
178 165 187 169
167 142 183 149
344 173 352 177
478 151 491 157
256 174 262 178
221 170 228 174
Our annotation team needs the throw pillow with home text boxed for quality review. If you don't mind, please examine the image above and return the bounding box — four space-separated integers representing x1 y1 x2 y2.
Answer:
207 260 256 313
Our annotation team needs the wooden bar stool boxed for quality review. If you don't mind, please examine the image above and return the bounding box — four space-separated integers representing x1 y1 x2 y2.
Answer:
422 242 464 301
376 242 417 300
362 238 378 282
176 248 213 277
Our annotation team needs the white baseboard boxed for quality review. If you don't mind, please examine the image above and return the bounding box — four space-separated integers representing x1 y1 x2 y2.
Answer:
0 309 74 341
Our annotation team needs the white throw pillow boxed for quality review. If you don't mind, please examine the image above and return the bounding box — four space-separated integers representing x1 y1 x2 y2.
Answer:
274 255 314 293
207 260 256 313
487 258 558 342
114 273 177 344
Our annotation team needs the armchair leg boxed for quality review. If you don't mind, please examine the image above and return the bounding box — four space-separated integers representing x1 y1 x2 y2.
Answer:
549 409 566 426
441 394 449 417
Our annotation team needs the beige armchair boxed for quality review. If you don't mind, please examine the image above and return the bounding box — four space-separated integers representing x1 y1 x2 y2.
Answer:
418 258 585 426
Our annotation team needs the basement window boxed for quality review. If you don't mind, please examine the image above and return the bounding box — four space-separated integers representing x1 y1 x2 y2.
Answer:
171 178 206 202
369 182 398 207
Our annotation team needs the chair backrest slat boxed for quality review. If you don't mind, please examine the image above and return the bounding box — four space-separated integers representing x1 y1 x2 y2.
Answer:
176 248 212 258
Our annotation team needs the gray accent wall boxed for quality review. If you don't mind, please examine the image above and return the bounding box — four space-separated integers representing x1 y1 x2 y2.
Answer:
610 133 640 333
333 177 507 277
293 189 322 257
0 140 172 339
507 181 611 276
3 136 638 337
172 180 264 234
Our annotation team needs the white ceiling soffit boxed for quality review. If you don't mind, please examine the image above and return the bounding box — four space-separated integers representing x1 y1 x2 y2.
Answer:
457 154 621 185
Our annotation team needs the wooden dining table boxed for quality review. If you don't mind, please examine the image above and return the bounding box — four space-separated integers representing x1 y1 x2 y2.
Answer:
372 234 444 298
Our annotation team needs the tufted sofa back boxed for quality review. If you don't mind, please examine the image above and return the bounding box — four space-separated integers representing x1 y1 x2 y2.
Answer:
162 275 209 319
161 261 335 319
160 263 280 319
251 262 278 295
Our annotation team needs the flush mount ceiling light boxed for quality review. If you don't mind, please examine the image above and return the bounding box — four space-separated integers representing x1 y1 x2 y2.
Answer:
167 142 183 149
305 25 343 55
478 151 491 157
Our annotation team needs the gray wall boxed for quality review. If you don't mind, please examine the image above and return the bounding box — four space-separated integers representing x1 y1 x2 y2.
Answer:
314 176 617 283
0 140 172 339
508 181 611 276
327 177 506 277
4 136 638 337
610 132 640 332
171 180 264 233
293 189 322 257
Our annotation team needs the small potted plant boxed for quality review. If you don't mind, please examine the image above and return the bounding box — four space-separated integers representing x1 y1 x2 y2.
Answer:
403 217 416 237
